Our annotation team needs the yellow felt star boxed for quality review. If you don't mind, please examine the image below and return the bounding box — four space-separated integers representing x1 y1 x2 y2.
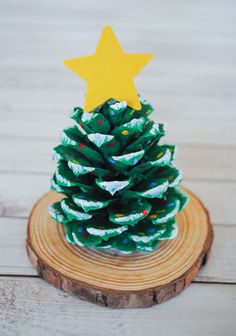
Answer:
64 26 154 112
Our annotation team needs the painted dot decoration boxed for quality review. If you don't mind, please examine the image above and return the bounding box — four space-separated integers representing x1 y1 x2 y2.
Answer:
149 181 157 188
79 144 85 149
167 202 175 207
122 238 128 244
82 233 88 238
138 232 145 236
115 213 124 217
122 130 129 135
149 214 157 219
78 226 84 233
97 120 103 125
108 141 115 147
142 209 149 216
148 227 156 233
156 152 163 159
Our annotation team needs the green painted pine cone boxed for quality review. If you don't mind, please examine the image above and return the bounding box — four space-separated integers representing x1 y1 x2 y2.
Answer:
49 97 189 253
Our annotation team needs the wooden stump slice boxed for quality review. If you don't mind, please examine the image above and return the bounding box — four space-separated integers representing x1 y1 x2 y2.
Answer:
26 188 213 308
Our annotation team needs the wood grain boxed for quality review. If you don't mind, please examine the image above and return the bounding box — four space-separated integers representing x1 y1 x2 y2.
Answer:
26 189 213 308
1 137 236 181
0 278 235 336
2 218 236 283
1 101 235 145
1 173 235 225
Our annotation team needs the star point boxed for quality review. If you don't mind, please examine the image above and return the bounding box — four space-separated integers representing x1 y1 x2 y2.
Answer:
64 26 154 112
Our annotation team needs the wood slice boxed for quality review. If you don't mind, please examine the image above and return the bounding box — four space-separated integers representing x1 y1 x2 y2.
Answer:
26 188 213 308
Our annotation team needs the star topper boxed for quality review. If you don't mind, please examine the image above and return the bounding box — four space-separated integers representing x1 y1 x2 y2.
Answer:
64 26 154 112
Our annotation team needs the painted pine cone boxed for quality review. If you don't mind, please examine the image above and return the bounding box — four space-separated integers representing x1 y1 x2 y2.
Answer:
49 98 189 253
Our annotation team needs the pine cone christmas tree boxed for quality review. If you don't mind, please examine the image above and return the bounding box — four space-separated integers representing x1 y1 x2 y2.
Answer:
49 97 189 253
